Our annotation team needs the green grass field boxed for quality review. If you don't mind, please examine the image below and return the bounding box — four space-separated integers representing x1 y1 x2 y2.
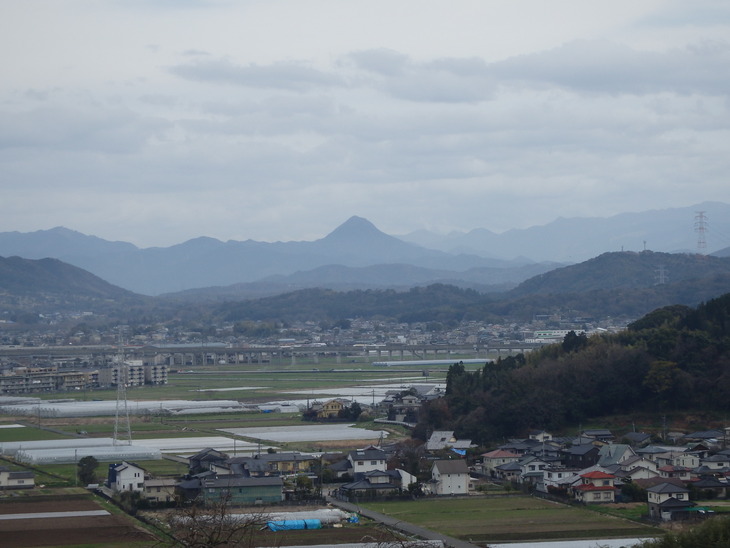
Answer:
362 496 663 543
0 425 69 442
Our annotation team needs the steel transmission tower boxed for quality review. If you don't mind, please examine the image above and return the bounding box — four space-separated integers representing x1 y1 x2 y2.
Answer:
113 328 132 446
695 211 708 255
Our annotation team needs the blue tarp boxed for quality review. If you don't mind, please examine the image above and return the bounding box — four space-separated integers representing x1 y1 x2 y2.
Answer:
267 519 322 531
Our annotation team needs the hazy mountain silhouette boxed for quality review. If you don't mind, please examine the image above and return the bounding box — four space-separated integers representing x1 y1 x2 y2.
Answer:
400 201 730 262
0 216 526 295
1 203 728 296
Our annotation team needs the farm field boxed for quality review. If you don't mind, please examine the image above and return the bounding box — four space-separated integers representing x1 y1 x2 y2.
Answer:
28 358 463 402
0 361 434 461
0 489 156 547
361 496 663 544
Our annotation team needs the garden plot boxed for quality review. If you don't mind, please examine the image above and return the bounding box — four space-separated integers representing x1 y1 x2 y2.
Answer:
220 424 388 443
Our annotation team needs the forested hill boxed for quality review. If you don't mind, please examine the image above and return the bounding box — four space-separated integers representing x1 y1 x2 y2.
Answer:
0 256 148 316
415 292 730 445
212 251 730 322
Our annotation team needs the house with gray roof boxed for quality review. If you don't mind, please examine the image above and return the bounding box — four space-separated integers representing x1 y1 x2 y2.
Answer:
425 430 473 453
647 482 694 521
430 459 470 495
0 466 34 490
598 444 636 467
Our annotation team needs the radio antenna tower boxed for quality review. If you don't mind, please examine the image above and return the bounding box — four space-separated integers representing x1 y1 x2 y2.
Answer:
695 211 708 255
113 327 132 446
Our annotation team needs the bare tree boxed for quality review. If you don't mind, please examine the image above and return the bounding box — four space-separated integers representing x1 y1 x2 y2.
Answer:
164 493 271 548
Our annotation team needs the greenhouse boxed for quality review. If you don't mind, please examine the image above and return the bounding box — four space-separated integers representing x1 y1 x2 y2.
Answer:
0 398 245 418
2 438 161 465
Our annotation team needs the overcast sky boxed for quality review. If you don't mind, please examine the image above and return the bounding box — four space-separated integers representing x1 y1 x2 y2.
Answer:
1 1 729 248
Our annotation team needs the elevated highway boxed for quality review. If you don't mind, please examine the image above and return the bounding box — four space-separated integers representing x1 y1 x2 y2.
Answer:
0 342 545 368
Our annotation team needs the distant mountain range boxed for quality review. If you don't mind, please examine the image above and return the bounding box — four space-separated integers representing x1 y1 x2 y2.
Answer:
212 251 730 323
400 201 730 262
0 202 728 296
2 251 729 323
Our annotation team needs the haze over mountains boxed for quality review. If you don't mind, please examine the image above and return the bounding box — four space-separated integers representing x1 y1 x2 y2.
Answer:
400 201 730 261
0 202 728 297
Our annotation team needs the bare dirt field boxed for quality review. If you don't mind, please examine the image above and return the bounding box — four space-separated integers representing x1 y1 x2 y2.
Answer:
0 493 156 547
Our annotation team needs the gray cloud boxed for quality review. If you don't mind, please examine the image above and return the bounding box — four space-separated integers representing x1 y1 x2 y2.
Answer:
0 106 168 153
491 39 730 96
169 58 346 91
2 1 729 247
347 49 495 103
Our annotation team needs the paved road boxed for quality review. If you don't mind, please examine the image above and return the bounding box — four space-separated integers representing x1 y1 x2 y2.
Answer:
326 497 483 548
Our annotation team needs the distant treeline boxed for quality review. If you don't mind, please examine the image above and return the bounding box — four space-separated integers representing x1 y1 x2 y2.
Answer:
413 292 730 445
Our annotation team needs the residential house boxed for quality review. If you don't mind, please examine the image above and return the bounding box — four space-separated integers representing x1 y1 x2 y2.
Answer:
647 482 694 521
697 453 730 475
498 439 541 456
658 465 693 482
315 399 347 419
619 456 660 482
598 444 636 468
539 466 582 494
143 478 178 505
621 455 659 475
430 459 470 495
199 475 284 506
480 449 520 477
337 465 417 500
519 455 550 486
622 432 652 447
384 392 422 424
425 430 473 454
654 451 700 470
529 430 553 443
494 460 522 483
683 430 724 446
107 461 145 493
572 471 617 504
347 447 388 477
564 444 600 469
189 448 229 475
693 475 729 499
582 429 615 443
338 470 401 500
219 452 318 477
0 466 34 489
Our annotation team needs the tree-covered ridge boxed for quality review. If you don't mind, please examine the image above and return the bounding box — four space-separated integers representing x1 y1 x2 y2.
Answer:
212 253 730 323
217 284 497 323
416 293 730 445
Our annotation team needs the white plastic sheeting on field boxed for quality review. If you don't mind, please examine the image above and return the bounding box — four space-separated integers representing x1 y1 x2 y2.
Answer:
1 438 161 465
220 424 388 443
231 509 352 525
131 436 273 455
0 398 246 418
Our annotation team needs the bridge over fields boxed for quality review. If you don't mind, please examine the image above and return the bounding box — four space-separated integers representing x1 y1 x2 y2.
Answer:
0 342 545 368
